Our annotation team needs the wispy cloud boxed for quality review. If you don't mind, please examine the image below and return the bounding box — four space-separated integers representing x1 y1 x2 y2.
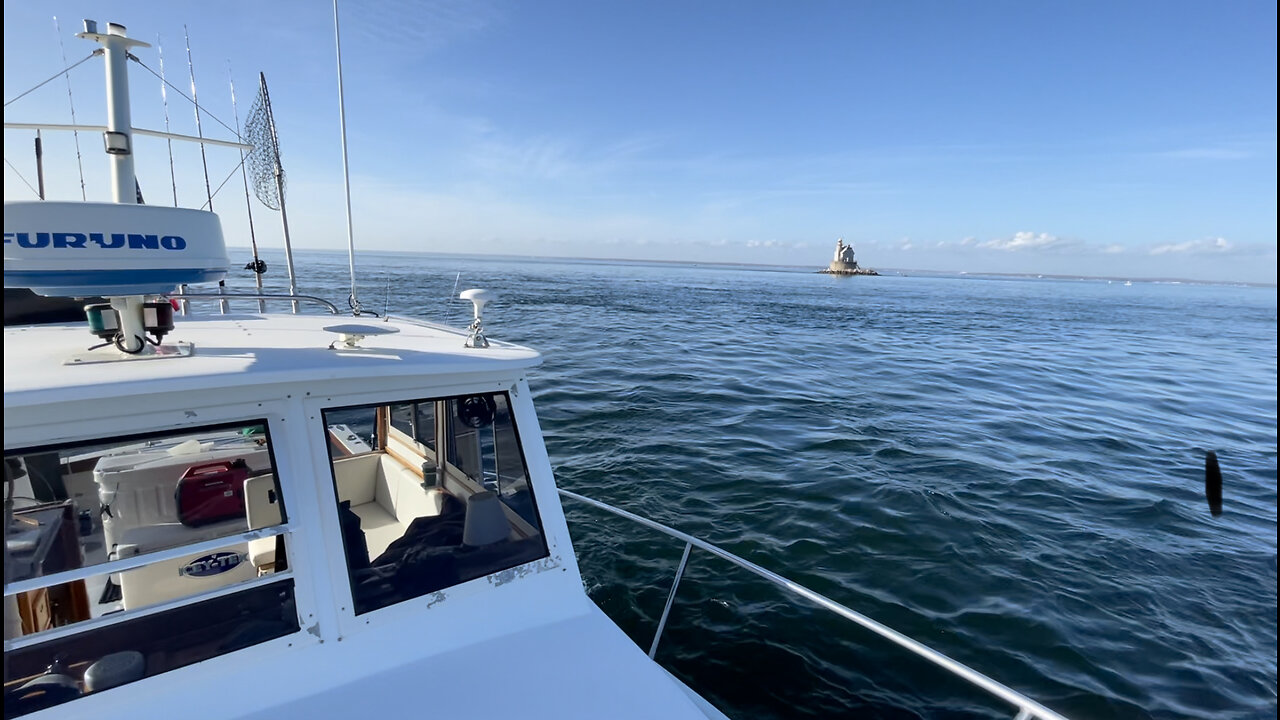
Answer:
1151 147 1254 161
745 239 809 250
977 231 1085 253
1143 132 1277 161
924 233 1277 260
465 130 675 184
472 136 578 180
347 0 500 52
1148 237 1234 255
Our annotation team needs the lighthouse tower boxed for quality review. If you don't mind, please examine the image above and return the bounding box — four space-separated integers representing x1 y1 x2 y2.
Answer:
828 238 860 272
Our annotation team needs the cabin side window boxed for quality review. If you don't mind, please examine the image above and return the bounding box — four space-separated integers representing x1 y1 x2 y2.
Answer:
3 422 299 717
322 392 547 615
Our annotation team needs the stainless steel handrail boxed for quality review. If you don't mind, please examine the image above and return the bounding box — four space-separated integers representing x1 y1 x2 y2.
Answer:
559 488 1068 720
172 292 340 314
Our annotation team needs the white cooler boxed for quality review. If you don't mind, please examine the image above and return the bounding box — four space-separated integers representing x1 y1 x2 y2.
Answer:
113 522 256 609
94 436 270 554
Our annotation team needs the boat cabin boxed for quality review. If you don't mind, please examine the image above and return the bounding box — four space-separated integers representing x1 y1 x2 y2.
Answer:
3 308 720 719
2 173 717 719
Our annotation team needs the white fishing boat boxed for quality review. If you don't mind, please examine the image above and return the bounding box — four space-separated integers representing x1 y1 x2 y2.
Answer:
4 19 1067 720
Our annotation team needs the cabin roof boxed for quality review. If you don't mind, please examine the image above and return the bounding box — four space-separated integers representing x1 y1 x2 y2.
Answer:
3 313 541 408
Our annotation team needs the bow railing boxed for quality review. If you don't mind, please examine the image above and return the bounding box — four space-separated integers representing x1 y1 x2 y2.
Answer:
559 488 1068 720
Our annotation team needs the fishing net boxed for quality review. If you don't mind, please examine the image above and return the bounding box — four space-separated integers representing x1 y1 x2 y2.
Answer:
244 76 283 211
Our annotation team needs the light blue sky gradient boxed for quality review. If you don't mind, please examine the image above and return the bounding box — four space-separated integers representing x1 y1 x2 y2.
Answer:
4 1 1276 282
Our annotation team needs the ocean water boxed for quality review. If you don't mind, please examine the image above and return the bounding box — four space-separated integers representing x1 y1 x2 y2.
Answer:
222 249 1277 719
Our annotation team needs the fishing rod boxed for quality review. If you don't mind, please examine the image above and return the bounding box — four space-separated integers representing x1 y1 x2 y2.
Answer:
185 26 228 313
157 35 178 207
184 27 212 211
53 16 87 200
228 61 265 312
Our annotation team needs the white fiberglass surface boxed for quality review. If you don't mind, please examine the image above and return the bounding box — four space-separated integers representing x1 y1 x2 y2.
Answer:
235 607 714 720
3 315 540 403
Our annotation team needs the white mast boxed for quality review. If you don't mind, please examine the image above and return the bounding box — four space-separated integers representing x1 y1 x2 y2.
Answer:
77 21 148 205
76 21 151 353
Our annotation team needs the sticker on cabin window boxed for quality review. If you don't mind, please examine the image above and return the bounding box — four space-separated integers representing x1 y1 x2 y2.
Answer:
179 551 245 577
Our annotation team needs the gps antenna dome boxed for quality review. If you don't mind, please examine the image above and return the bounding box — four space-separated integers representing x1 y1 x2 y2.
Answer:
460 288 495 349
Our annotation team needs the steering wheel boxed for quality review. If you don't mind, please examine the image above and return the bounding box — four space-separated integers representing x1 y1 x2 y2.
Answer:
457 395 497 429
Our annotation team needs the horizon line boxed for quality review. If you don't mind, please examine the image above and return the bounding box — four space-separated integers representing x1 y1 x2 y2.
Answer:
225 245 1279 289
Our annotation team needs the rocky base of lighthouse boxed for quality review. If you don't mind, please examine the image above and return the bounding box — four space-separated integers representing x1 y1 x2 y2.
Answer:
819 261 879 276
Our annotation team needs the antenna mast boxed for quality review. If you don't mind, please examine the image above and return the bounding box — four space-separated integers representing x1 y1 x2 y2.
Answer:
78 21 146 204
75 20 151 353
333 0 363 316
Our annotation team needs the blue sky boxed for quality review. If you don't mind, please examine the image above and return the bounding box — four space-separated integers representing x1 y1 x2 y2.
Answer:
4 0 1277 283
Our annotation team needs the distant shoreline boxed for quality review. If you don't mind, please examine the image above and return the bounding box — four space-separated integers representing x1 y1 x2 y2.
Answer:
226 246 1277 289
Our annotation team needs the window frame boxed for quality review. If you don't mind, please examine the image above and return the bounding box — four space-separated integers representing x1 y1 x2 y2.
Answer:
2 417 300 654
317 388 551 619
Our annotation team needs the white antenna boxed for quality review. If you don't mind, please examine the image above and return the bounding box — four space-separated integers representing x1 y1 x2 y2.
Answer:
53 16 87 201
332 0 363 316
157 34 178 206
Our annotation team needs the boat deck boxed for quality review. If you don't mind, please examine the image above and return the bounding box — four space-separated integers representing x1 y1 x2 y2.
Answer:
4 313 541 407
229 605 713 720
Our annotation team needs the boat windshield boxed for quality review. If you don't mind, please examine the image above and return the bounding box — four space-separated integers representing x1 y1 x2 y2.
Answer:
3 421 298 717
322 391 548 615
